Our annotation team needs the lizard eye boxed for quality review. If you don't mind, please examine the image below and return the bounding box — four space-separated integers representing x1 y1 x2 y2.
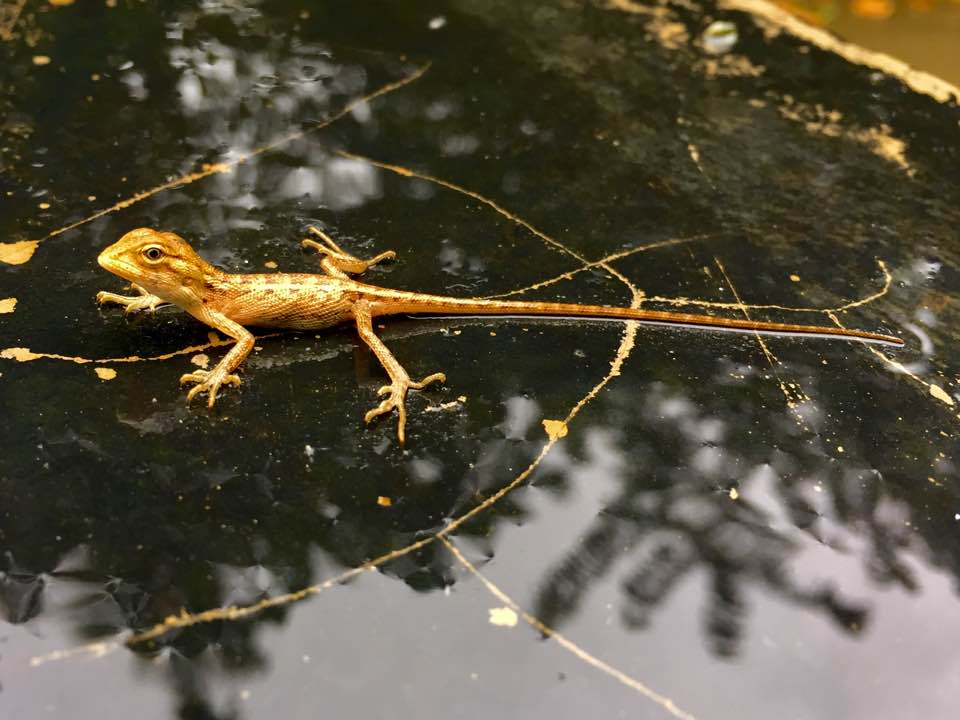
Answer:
143 246 164 262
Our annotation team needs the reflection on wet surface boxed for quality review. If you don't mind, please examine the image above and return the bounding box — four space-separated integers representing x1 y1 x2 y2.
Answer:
2 1 959 718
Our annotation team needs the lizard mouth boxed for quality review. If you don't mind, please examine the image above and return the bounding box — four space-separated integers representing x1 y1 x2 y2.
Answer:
97 250 140 283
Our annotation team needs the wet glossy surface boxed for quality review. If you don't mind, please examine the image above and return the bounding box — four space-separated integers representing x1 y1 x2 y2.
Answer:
1 1 959 718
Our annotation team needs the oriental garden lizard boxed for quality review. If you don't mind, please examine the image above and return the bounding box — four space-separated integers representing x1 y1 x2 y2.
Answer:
96 227 903 443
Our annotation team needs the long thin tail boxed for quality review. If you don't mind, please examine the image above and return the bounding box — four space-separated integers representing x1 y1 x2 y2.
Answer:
363 288 904 347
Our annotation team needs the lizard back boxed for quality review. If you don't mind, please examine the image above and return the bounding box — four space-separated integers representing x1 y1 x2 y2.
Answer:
209 273 360 329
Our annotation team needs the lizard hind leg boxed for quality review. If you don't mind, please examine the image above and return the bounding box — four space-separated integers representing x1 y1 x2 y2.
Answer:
302 226 396 278
352 301 445 444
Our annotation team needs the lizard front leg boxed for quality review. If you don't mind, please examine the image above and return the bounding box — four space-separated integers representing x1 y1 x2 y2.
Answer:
352 300 445 444
302 226 396 279
179 309 254 408
96 284 168 314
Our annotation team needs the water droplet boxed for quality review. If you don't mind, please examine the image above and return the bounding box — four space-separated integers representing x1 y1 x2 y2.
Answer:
702 21 738 56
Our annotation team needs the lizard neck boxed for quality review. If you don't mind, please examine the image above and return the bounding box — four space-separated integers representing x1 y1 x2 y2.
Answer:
151 258 226 311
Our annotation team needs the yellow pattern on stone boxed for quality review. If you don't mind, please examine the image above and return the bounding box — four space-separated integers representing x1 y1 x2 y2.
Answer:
0 240 39 265
488 606 518 627
542 419 568 440
929 384 955 406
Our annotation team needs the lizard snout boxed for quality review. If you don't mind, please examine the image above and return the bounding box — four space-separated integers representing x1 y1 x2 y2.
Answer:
96 242 138 283
97 245 121 272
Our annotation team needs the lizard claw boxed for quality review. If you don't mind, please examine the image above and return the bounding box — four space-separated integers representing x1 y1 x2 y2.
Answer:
180 369 241 408
364 372 446 444
96 289 165 314
125 296 163 314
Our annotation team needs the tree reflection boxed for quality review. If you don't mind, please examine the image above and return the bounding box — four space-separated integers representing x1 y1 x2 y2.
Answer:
530 374 932 657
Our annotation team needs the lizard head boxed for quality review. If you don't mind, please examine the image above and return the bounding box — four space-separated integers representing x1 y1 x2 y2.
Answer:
98 228 214 305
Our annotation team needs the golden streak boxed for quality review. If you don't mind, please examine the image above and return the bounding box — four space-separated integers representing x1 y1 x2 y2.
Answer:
714 257 811 428
29 641 115 667
832 260 894 312
644 258 894 314
826 311 958 417
485 235 704 299
441 536 697 720
0 333 280 365
5 63 431 266
335 150 591 264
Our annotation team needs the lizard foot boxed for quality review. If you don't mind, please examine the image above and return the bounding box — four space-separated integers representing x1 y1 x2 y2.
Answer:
96 286 166 314
303 226 396 274
180 368 241 409
364 372 446 444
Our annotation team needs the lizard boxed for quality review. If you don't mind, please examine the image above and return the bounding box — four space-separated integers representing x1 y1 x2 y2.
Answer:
96 226 904 443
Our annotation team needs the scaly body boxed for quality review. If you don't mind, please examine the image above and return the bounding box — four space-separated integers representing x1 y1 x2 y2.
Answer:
97 227 903 443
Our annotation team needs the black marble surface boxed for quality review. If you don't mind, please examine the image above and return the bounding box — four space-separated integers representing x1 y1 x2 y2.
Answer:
1 2 958 718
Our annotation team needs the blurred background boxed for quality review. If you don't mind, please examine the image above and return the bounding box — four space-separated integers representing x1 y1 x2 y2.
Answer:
773 0 960 83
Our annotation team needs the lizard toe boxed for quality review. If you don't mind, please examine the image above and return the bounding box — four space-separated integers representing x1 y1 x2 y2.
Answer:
411 372 445 389
180 370 210 384
362 374 443 441
364 398 394 424
185 383 205 404
182 369 241 408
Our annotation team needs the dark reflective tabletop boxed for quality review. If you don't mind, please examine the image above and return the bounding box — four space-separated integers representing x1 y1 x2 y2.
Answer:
2 1 959 718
